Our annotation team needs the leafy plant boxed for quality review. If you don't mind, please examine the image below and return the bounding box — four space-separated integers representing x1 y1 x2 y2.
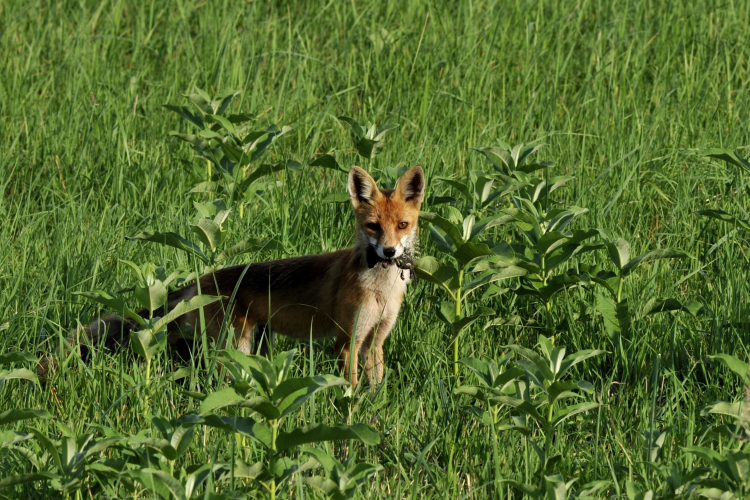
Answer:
165 88 293 209
0 422 121 495
0 351 40 386
76 262 222 383
457 335 604 483
683 353 750 499
130 199 283 270
337 116 398 167
415 207 528 375
578 236 695 347
197 349 381 500
301 445 383 500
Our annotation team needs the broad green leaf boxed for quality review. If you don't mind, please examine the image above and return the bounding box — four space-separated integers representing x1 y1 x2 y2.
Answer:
356 137 382 159
136 438 178 461
200 387 245 415
185 464 227 499
129 329 166 362
502 479 539 496
436 301 456 326
640 298 705 318
474 146 513 174
215 237 284 265
200 415 273 449
470 213 515 240
133 281 167 314
551 402 599 427
129 231 208 263
491 396 547 427
309 153 347 173
336 116 365 138
212 89 242 115
276 423 380 452
373 122 398 141
242 162 287 186
506 345 554 382
462 214 476 242
186 89 213 114
703 401 744 419
0 472 58 490
535 231 570 255
322 192 351 203
163 104 205 128
454 242 495 267
547 380 593 405
191 218 222 253
414 256 460 298
275 375 348 418
152 295 223 332
0 430 33 448
436 177 472 202
238 397 281 420
74 290 145 326
703 148 750 174
462 266 528 295
557 349 606 379
605 238 631 270
0 352 38 365
122 468 186 500
545 206 587 233
696 209 750 231
420 211 465 246
622 249 691 276
450 307 495 334
209 113 237 135
430 226 455 255
0 368 38 385
0 409 52 425
595 292 619 337
709 354 750 383
458 357 495 388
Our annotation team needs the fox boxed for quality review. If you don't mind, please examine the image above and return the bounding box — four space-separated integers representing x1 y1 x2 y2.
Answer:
42 165 425 387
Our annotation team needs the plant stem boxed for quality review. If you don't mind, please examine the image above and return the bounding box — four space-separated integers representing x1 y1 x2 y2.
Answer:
453 271 464 377
617 275 625 303
270 420 278 500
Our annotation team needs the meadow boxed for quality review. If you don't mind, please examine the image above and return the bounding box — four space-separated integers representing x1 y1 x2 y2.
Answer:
1 0 750 498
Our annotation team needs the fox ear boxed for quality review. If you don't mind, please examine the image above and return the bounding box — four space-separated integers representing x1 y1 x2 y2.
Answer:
395 165 425 206
348 166 380 209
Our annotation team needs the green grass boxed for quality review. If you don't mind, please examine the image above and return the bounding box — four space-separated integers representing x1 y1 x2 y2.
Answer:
1 0 749 498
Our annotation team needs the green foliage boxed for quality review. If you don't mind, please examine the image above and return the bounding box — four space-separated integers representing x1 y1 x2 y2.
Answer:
0 351 40 386
198 349 380 499
2 2 750 499
130 199 284 268
457 336 604 483
337 116 398 163
165 88 293 206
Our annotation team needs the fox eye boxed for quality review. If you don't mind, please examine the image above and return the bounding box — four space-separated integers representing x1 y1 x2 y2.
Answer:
398 222 408 229
366 222 381 232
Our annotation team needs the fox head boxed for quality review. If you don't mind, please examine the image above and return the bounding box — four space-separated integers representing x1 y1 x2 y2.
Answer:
348 165 425 261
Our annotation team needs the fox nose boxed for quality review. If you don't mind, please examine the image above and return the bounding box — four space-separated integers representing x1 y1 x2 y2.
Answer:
382 247 396 258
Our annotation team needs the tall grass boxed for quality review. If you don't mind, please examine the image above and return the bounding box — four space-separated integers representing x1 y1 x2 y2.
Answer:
1 0 749 497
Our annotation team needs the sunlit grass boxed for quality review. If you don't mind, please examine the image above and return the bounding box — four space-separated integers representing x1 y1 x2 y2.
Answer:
1 0 749 498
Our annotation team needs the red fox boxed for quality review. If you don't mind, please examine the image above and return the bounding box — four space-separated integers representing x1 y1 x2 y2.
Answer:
45 166 425 387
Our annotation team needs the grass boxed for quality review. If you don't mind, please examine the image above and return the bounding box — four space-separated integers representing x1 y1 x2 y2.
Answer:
1 0 749 498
